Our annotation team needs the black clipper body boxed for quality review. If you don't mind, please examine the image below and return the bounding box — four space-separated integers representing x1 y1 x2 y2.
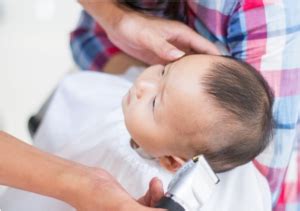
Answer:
155 155 219 211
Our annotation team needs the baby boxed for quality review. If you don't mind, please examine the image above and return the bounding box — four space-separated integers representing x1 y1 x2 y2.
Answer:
122 54 274 173
0 54 273 210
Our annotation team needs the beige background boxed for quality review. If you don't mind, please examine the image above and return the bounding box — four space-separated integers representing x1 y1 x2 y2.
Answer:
0 0 81 143
0 0 81 195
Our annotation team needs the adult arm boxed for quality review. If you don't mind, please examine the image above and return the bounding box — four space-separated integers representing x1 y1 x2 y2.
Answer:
226 1 300 207
0 131 164 211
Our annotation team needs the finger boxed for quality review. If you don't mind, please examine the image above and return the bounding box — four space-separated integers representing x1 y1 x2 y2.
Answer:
139 50 169 65
149 177 164 207
176 26 220 55
137 186 151 206
142 34 185 62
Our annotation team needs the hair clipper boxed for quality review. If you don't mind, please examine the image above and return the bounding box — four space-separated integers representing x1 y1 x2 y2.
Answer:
155 155 219 211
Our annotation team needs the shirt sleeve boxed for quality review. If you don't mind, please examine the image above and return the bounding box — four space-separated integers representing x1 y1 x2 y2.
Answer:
70 11 121 71
226 0 300 208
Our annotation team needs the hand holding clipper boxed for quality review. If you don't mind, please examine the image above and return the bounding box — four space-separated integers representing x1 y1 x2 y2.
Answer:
155 155 219 211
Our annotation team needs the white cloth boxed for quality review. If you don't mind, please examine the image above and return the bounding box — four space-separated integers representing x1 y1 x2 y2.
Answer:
0 71 271 211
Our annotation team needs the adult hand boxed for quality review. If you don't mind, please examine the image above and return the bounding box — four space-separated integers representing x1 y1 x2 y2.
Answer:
0 131 164 211
138 177 165 207
106 12 220 65
72 167 166 211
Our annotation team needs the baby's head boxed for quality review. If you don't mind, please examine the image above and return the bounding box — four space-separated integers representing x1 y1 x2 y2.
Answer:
122 55 274 173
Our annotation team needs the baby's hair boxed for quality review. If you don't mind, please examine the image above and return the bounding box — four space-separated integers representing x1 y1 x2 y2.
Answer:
199 56 274 173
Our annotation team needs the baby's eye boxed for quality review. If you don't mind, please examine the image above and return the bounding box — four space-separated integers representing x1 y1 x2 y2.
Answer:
152 96 156 110
161 68 165 76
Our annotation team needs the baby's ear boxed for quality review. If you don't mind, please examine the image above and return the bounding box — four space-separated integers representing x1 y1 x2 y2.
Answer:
159 156 186 173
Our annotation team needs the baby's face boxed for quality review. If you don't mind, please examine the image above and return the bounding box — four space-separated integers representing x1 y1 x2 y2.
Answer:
122 55 219 159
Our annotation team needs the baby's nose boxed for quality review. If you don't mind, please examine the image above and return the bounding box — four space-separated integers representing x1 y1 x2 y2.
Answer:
135 79 157 99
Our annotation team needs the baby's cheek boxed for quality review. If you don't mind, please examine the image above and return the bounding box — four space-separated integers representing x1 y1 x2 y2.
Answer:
125 109 146 137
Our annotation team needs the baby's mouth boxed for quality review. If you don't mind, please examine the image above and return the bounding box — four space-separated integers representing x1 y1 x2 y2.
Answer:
130 139 155 160
130 138 139 149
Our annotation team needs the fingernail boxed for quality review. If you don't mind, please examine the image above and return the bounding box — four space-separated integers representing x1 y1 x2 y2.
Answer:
168 50 185 59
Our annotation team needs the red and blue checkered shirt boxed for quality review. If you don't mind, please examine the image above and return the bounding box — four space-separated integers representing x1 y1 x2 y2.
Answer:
70 0 300 210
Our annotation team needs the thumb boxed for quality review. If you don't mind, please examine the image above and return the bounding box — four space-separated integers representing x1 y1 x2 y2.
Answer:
144 35 185 61
149 177 164 207
137 177 164 207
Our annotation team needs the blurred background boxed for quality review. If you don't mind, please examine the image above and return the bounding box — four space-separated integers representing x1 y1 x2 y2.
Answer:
0 0 81 144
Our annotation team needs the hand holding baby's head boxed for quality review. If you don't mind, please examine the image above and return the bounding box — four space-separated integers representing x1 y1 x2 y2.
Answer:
122 55 274 173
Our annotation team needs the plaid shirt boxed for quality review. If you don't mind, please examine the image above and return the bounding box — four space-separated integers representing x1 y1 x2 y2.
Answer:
70 0 300 210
